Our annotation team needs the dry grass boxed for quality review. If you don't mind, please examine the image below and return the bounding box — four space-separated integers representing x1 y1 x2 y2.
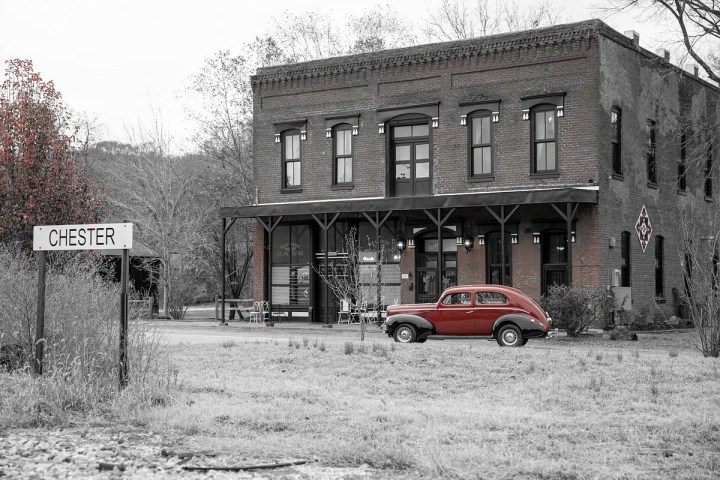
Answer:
125 337 720 479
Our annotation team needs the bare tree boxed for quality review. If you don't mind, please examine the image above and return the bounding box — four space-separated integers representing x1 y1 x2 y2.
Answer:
99 130 211 317
187 5 415 316
424 0 565 42
602 1 719 84
678 201 720 357
264 6 416 64
313 228 389 341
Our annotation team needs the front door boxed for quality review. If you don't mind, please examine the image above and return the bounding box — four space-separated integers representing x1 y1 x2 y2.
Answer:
541 230 568 294
416 236 457 303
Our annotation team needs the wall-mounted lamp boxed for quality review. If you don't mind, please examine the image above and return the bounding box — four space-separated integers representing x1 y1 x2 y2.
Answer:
352 125 359 136
325 128 332 138
571 231 576 243
522 109 530 121
492 111 500 123
432 117 439 128
274 133 281 143
510 233 518 244
460 114 467 126
533 232 541 244
378 123 385 134
463 236 473 254
462 227 473 254
397 232 406 253
556 105 564 118
477 234 485 246
300 130 307 141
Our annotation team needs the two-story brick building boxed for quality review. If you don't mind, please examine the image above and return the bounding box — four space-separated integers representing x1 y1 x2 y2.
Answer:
220 19 718 325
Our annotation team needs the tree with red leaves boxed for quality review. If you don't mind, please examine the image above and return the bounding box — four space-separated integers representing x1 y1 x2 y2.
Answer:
0 59 105 250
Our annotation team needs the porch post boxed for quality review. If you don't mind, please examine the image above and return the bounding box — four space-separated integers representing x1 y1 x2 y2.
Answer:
500 206 506 286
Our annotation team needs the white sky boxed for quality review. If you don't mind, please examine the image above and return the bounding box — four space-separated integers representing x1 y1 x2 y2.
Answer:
0 0 672 153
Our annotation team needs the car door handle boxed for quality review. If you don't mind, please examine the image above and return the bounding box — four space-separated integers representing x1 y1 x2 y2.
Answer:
466 310 474 314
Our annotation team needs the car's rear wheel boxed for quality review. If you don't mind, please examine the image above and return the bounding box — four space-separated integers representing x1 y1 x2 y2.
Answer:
393 324 417 343
496 324 523 347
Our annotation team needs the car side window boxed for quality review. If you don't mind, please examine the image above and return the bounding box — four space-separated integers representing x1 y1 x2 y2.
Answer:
442 293 471 305
476 292 508 304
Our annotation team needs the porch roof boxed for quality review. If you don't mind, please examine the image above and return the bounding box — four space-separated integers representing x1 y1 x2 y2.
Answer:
220 185 599 219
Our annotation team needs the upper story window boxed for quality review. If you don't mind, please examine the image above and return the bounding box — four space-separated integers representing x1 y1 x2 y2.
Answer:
392 120 431 197
611 107 622 176
647 120 657 184
532 106 557 174
282 130 302 189
678 131 687 192
469 112 493 178
334 125 353 186
621 231 631 287
706 143 714 198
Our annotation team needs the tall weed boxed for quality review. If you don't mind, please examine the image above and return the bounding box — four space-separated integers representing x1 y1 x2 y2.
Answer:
0 247 173 427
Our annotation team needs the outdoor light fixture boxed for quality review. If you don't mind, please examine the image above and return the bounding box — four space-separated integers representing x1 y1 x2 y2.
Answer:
533 232 541 244
462 227 473 254
556 105 564 118
300 130 307 141
397 232 406 253
522 109 530 121
492 111 500 123
510 233 518 244
432 117 439 128
477 234 485 246
325 128 332 138
460 114 467 126
378 123 385 134
274 133 281 143
571 231 576 243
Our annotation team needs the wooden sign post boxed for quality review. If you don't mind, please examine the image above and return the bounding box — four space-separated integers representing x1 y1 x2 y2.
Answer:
33 223 134 387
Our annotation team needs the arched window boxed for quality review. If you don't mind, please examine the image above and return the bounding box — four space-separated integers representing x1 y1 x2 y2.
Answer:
469 111 493 178
621 231 631 287
655 235 664 298
532 105 557 173
611 106 622 175
282 129 301 189
333 125 353 186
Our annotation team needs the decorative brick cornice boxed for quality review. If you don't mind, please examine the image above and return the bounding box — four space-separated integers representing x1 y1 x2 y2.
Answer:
252 20 601 87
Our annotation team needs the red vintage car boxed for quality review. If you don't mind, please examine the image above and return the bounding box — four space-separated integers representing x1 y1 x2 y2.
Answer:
384 285 551 346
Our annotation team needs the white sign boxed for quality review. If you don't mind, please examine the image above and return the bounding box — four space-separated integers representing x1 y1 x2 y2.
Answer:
33 223 133 251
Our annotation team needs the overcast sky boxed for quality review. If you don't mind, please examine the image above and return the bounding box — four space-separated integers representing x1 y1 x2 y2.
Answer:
1 0 672 153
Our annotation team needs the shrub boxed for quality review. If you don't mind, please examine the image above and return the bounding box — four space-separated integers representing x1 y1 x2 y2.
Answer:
541 284 614 337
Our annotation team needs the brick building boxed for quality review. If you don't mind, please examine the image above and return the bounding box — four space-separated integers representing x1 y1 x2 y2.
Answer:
220 19 718 324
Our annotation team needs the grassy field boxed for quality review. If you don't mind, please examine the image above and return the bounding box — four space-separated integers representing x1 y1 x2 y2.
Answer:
119 331 720 479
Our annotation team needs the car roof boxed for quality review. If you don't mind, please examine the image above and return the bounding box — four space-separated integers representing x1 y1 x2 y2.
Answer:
442 285 525 296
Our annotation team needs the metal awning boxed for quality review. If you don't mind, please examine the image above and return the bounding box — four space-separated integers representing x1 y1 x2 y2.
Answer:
219 186 598 218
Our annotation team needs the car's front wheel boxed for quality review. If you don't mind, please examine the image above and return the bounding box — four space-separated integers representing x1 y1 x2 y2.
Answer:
496 324 523 347
393 324 417 343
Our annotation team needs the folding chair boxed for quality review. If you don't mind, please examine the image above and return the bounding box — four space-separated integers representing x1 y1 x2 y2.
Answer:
249 301 269 323
338 299 352 324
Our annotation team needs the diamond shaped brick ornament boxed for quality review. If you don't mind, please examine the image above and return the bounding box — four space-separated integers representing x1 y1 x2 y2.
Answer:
635 205 652 252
